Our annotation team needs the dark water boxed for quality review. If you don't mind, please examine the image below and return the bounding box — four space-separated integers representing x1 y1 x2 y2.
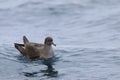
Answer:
0 0 120 80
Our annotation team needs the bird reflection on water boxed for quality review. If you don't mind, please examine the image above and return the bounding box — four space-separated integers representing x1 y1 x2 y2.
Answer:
23 69 58 77
17 55 59 77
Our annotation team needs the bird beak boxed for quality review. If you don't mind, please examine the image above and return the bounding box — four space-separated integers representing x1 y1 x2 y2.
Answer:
52 42 56 46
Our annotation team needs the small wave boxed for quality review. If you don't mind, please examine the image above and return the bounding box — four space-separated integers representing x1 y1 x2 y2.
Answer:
90 0 120 6
55 46 120 59
0 46 20 63
44 4 86 16
0 0 120 10
0 0 29 10
0 46 17 56
0 56 19 63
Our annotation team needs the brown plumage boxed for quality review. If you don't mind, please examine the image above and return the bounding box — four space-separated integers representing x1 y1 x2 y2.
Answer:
14 36 56 60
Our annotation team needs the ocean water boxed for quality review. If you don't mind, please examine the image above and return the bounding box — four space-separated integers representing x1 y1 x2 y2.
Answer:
0 0 120 80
